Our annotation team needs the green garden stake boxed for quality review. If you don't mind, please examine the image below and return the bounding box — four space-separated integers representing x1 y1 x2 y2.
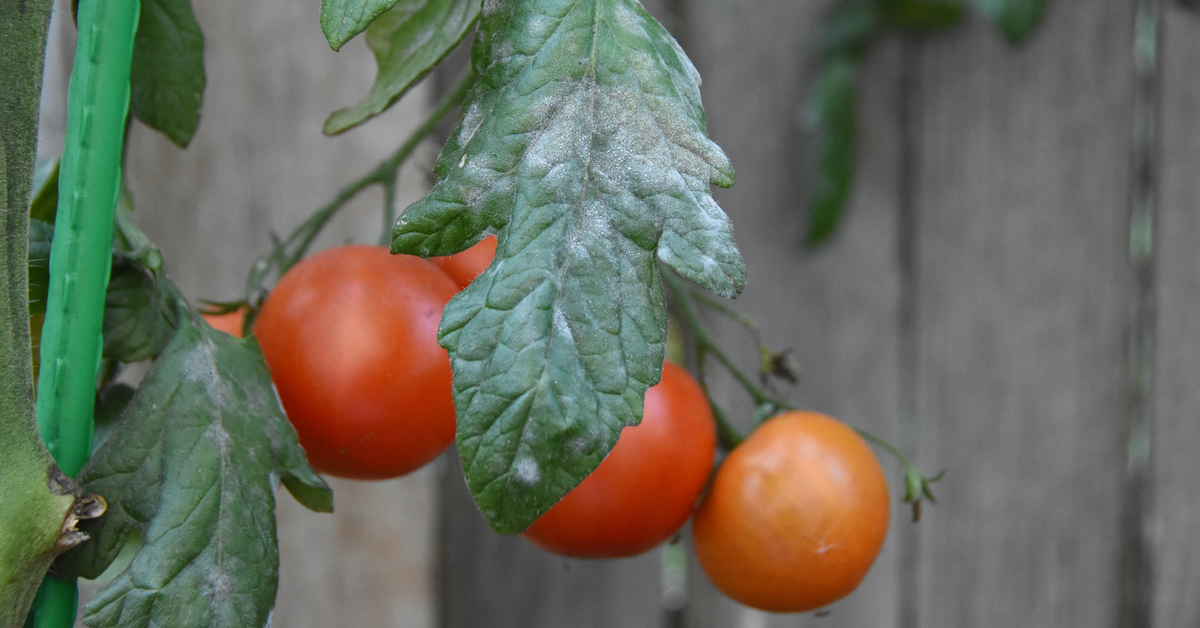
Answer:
27 0 140 625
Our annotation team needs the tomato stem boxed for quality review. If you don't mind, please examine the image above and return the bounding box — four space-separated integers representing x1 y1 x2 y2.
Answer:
660 268 790 411
661 268 942 517
115 204 164 274
242 68 478 303
707 400 744 450
853 426 943 521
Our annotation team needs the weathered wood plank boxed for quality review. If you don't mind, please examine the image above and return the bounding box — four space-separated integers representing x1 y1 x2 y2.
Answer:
273 469 439 628
911 2 1135 625
1153 4 1200 625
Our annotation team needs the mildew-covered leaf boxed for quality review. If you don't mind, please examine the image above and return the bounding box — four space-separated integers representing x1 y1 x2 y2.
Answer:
393 0 742 534
54 317 331 626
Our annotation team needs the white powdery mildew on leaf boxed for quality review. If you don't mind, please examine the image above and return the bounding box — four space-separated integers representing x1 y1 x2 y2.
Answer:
205 422 233 457
394 0 742 534
182 338 232 406
513 455 542 486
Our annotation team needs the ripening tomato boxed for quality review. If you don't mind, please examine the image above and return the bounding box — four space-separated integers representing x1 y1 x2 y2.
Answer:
522 362 717 558
691 411 890 613
253 244 459 480
430 235 497 289
202 308 246 337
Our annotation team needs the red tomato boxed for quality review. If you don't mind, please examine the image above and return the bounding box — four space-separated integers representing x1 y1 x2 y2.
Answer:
253 245 459 480
430 235 497 289
691 411 890 613
522 362 717 558
202 308 246 337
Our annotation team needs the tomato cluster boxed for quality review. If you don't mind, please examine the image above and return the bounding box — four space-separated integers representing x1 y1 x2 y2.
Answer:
244 239 891 613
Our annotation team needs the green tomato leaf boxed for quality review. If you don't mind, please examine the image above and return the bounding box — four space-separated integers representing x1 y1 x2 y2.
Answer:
53 317 332 626
805 54 857 246
969 0 1047 41
320 0 400 50
93 383 136 452
881 0 966 31
392 0 743 534
102 254 181 363
29 158 59 224
324 0 481 135
130 0 206 147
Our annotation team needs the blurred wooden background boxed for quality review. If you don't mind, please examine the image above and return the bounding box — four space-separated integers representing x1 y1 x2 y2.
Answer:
37 0 1200 625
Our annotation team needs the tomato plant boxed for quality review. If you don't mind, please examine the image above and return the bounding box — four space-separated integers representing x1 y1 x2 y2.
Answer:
430 234 497 289
691 410 890 613
253 244 459 480
521 362 716 558
6 0 949 619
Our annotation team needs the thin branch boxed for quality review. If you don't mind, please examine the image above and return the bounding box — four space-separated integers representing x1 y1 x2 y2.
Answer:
243 68 478 302
661 267 789 410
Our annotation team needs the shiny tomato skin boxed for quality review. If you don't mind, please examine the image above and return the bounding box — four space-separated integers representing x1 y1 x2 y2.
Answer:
253 244 459 480
522 362 717 558
691 411 890 613
430 235 497 289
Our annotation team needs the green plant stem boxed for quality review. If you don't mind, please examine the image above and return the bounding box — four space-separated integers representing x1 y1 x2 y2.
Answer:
707 401 743 450
661 268 789 411
30 0 140 625
244 69 477 300
663 267 942 513
114 203 163 274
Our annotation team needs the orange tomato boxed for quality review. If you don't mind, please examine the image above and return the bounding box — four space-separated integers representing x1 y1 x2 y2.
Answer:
522 362 717 558
430 235 497 289
202 308 247 338
691 411 890 613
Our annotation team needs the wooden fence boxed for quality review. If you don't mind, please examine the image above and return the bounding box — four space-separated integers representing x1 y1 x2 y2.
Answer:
38 0 1200 625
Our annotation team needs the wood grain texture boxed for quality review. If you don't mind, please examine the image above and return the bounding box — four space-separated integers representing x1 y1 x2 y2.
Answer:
1154 5 1200 625
273 468 440 628
911 2 1135 625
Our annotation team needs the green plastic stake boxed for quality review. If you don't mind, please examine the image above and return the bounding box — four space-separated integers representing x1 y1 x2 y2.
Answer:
28 0 140 625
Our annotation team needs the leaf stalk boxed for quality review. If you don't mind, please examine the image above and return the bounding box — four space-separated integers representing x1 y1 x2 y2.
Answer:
243 69 478 301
